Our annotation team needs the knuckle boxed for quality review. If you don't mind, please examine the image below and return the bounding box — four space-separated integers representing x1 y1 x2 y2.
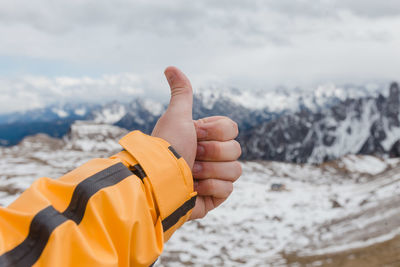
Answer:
197 118 206 124
208 179 216 190
215 124 225 139
171 86 192 97
198 210 207 219
202 163 213 178
207 162 217 176
212 142 222 158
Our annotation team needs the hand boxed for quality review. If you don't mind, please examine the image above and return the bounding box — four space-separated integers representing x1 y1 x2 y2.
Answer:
190 116 242 220
152 66 242 220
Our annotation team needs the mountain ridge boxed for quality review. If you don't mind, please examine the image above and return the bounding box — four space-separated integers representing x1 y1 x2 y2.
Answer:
0 82 398 164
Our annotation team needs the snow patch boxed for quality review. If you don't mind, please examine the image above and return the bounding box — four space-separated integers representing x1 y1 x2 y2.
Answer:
142 99 164 116
342 155 388 175
74 108 87 116
94 104 127 124
51 108 68 118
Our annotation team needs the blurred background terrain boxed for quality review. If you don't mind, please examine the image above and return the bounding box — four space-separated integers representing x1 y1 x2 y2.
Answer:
1 0 400 266
1 83 400 266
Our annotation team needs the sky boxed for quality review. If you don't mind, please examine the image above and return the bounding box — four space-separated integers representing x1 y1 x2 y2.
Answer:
1 0 400 113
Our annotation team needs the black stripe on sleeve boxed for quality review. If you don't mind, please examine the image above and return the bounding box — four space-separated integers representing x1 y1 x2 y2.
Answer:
168 146 181 159
162 195 197 232
63 163 132 224
129 164 147 180
0 162 133 267
0 206 67 267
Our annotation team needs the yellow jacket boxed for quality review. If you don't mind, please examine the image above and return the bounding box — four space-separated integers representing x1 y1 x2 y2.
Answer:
0 131 196 266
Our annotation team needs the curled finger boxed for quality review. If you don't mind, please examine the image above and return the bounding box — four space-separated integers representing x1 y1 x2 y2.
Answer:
195 116 239 141
194 179 234 199
192 161 242 182
196 140 241 161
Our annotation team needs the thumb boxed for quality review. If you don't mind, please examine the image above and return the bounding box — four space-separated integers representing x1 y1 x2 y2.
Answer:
164 66 193 119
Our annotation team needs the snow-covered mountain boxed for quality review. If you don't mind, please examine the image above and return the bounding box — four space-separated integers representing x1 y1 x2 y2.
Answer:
0 82 382 126
240 82 400 163
0 99 162 146
0 103 96 124
0 82 397 164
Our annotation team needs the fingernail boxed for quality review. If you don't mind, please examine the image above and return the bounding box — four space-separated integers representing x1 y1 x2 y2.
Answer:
197 128 207 139
192 162 202 173
196 145 205 157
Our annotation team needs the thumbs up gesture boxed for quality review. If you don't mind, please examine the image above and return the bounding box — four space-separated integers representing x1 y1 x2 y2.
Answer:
151 66 197 169
152 67 242 220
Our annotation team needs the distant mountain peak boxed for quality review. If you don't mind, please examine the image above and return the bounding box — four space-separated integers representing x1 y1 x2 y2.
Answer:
240 82 400 163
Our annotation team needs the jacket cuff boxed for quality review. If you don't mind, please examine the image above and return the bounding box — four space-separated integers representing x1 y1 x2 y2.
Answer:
119 131 196 235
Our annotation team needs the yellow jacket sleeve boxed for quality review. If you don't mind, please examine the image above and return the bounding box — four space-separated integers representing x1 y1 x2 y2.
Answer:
0 131 197 267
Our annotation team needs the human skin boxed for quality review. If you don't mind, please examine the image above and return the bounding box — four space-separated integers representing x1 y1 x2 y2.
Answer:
152 66 242 220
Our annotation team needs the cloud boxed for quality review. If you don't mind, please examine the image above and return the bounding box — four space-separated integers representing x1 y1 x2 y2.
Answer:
0 0 399 113
334 0 400 18
0 73 151 113
1 1 399 41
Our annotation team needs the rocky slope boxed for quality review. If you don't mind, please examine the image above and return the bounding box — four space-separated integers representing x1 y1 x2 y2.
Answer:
240 82 400 163
1 126 400 266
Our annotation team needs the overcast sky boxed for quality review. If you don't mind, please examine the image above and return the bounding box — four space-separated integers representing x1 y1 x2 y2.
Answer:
1 0 400 113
